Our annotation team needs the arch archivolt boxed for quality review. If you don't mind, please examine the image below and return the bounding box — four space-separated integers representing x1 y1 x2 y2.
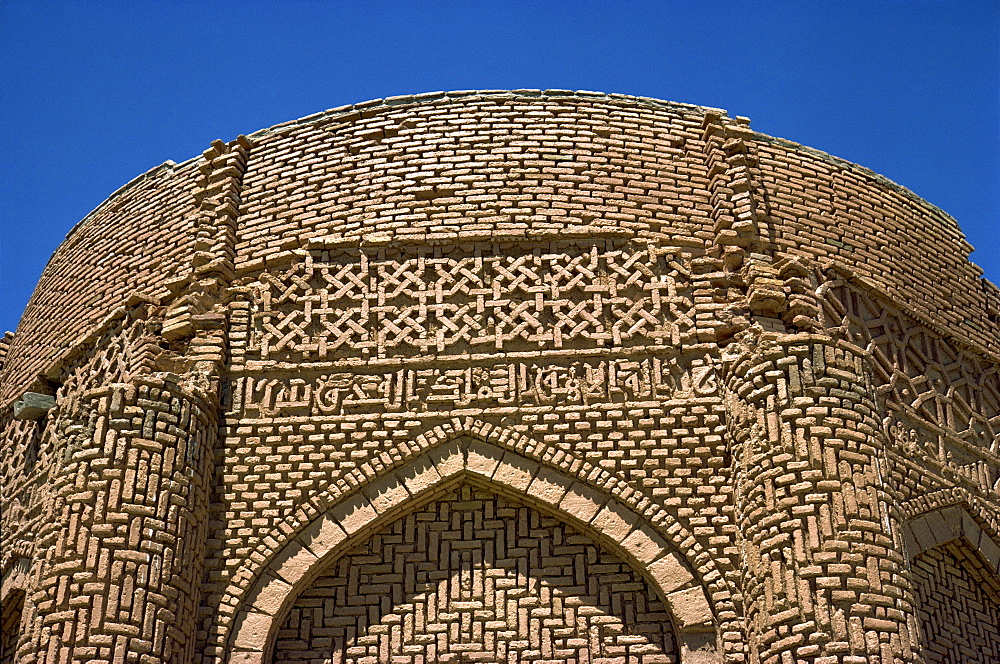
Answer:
902 500 1000 663
231 419 719 575
224 431 721 663
900 502 1000 573
217 420 731 637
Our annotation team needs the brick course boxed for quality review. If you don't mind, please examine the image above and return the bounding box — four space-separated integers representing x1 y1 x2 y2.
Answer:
1 91 997 664
911 540 1000 663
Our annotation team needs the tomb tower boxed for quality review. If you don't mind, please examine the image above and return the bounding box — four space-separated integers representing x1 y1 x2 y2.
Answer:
3 91 999 664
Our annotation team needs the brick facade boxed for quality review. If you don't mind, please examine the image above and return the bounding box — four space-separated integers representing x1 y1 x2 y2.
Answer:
273 484 679 663
1 91 998 664
911 540 1000 662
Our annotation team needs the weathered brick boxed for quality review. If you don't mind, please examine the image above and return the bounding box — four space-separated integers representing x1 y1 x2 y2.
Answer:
2 90 997 664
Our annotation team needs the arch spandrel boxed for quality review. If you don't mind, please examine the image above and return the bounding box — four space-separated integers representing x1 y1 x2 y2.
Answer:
9 91 998 664
908 535 1000 663
225 437 720 664
218 420 731 631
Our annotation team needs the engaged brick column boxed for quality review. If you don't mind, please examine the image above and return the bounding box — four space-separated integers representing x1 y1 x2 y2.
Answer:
724 331 920 664
27 377 216 664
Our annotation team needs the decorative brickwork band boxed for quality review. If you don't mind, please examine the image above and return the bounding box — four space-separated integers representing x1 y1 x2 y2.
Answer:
724 331 919 664
2 91 998 663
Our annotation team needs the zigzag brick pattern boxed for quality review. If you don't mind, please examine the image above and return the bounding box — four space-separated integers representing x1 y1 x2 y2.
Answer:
274 485 678 664
2 91 998 664
910 541 1000 663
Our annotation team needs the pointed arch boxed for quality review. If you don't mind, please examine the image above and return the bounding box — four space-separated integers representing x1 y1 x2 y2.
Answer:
1 557 30 664
215 418 734 656
225 437 720 663
903 504 1000 663
901 504 1000 572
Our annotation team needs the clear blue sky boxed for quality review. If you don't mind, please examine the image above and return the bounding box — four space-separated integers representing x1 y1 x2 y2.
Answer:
2 1 997 336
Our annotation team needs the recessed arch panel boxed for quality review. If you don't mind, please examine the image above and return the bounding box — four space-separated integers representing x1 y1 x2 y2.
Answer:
273 483 681 663
901 505 1000 664
910 538 1000 663
225 438 719 663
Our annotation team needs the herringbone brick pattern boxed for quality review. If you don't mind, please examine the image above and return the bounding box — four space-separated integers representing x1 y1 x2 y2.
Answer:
3 91 999 664
911 540 1000 664
273 484 678 663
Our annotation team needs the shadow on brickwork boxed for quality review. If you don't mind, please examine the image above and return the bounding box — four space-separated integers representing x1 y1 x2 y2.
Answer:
0 589 25 664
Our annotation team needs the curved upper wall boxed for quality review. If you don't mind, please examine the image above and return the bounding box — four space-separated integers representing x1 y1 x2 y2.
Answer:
234 91 715 263
1 160 199 404
751 135 996 339
3 90 997 405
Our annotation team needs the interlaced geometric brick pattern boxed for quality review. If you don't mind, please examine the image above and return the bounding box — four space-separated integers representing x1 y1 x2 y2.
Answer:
273 485 678 664
911 540 1000 664
825 280 1000 456
248 243 691 362
3 91 999 664
822 279 1000 496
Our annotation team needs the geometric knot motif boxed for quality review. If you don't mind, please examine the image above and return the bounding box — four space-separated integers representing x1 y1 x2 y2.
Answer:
824 280 1000 458
248 242 693 361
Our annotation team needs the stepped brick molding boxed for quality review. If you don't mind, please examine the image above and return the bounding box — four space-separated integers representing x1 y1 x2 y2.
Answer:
1 90 999 664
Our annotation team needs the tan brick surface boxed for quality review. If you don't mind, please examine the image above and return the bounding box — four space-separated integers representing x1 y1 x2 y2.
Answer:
911 540 1000 663
2 91 998 664
272 485 680 664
